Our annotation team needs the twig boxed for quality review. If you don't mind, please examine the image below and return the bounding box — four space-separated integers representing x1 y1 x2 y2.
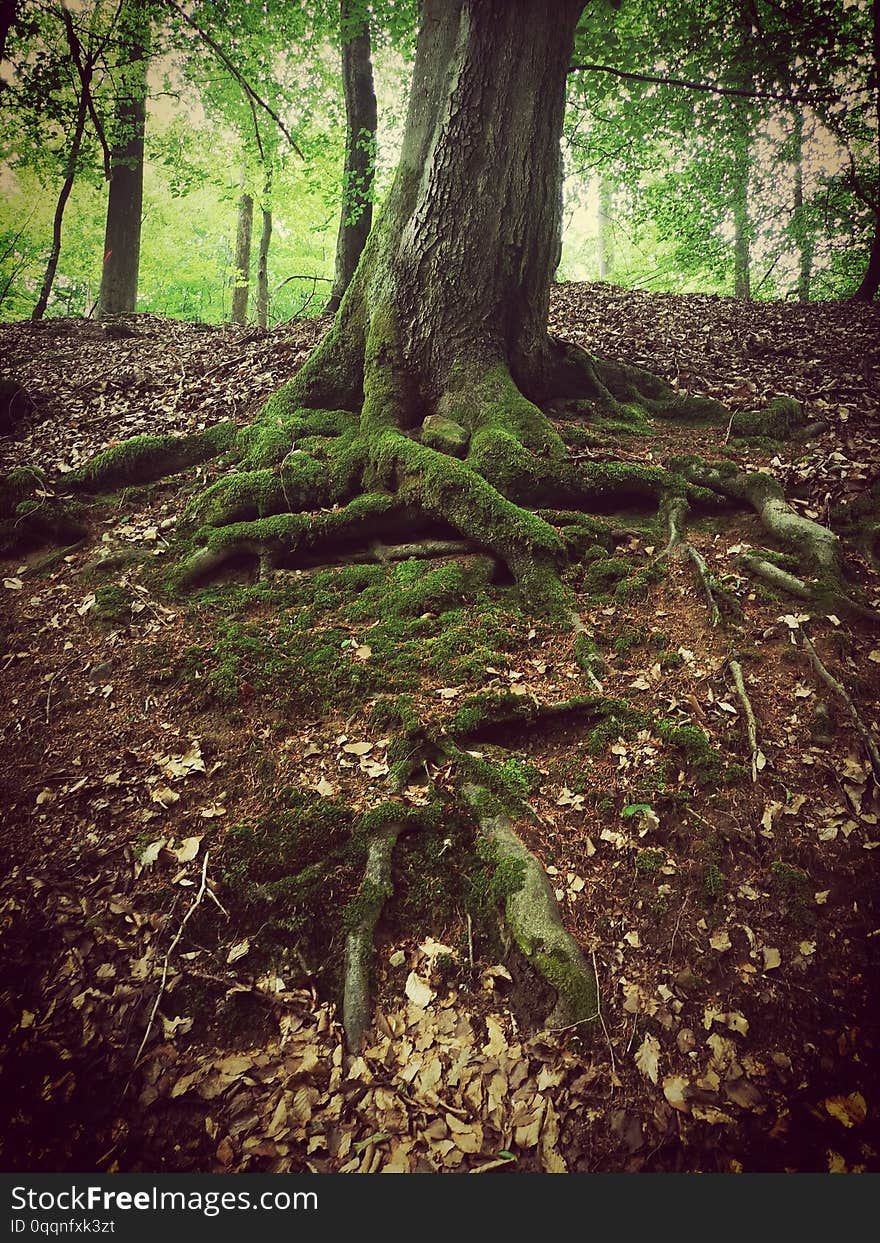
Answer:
466 912 474 974
729 658 761 781
590 948 616 1091
802 635 880 782
132 852 210 1068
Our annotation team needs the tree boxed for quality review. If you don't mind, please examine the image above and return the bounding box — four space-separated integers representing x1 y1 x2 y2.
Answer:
230 165 253 324
325 0 377 314
32 0 872 1048
96 0 151 318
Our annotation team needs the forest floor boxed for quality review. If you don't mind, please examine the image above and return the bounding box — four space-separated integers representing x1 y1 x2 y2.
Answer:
0 283 878 1174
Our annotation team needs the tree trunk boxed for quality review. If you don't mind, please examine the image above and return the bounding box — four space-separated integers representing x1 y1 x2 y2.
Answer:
732 160 750 299
852 0 880 301
791 115 812 302
256 202 272 328
853 219 880 301
230 172 253 325
97 0 150 319
32 82 89 320
597 177 613 280
325 0 377 315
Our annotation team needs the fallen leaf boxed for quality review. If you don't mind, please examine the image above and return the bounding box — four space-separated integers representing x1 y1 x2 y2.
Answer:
634 1034 661 1084
663 1076 691 1113
173 835 203 863
226 938 250 965
762 947 781 970
824 1093 867 1128
404 971 434 1008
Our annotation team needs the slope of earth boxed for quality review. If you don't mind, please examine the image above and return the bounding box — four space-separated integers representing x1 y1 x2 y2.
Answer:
0 284 878 1175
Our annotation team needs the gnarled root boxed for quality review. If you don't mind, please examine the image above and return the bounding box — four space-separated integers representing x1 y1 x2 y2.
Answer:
460 783 598 1031
343 821 404 1052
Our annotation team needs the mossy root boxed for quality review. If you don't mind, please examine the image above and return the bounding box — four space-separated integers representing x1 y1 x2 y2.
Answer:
461 783 598 1031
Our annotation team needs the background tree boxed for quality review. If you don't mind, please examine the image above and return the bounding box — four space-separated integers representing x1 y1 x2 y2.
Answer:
96 0 151 318
325 0 377 314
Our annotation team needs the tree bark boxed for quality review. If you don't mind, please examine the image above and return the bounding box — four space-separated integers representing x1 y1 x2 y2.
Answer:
97 0 150 319
325 0 377 315
231 170 253 325
312 0 585 403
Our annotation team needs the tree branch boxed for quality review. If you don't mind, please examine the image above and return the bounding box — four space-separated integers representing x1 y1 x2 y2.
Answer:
567 59 864 105
160 0 303 158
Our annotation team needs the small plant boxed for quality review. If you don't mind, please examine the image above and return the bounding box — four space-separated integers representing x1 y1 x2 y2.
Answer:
635 848 666 875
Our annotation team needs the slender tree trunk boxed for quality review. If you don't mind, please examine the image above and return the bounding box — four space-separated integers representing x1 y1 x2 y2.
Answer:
852 0 880 301
325 0 377 315
230 169 253 325
97 0 150 319
597 177 613 280
32 86 89 320
791 115 812 302
256 170 272 328
732 158 750 299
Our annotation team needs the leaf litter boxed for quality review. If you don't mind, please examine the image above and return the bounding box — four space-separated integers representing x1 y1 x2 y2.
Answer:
1 286 879 1173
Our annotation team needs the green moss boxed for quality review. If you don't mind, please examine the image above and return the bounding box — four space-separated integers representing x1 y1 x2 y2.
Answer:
769 860 814 924
583 556 631 592
635 848 667 875
221 790 360 984
729 397 807 441
91 584 132 623
614 628 646 658
66 422 235 491
656 720 724 784
659 649 685 671
614 558 666 603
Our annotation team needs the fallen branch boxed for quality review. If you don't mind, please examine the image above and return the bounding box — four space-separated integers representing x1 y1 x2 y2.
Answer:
729 658 762 781
802 635 880 782
133 852 210 1068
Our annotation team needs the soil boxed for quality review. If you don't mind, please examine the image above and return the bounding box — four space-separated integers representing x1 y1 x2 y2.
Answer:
0 283 878 1175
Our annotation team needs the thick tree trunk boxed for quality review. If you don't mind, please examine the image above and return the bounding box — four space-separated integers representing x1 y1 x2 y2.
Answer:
325 0 377 316
597 177 613 280
230 173 253 326
97 0 150 319
308 0 584 406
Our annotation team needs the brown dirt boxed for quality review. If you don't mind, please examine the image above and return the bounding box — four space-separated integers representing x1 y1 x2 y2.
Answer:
0 284 878 1175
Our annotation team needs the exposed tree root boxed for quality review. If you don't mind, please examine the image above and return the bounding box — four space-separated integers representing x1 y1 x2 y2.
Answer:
343 821 404 1053
729 658 762 782
657 495 739 626
739 552 813 600
460 783 598 1031
802 635 880 782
